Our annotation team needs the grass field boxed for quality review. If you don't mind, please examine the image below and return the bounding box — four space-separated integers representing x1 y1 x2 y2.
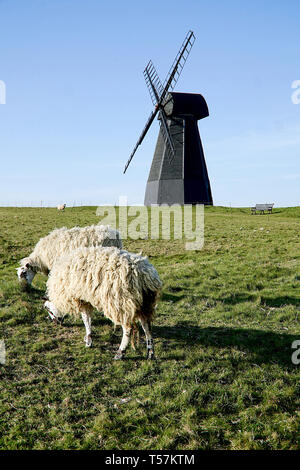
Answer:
0 205 300 450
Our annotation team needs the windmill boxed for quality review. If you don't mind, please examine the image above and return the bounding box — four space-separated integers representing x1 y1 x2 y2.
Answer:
124 30 213 206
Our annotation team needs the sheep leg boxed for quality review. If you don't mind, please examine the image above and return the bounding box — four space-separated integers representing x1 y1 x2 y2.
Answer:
139 318 154 360
81 312 92 347
114 326 131 360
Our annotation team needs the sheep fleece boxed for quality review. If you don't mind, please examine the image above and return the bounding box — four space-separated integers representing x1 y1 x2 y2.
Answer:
46 247 162 327
20 225 122 275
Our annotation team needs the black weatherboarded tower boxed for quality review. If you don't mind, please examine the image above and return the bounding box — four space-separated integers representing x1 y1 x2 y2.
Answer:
124 31 213 206
144 91 212 205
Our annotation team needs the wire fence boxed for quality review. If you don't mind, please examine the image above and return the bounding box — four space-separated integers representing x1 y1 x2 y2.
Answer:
0 201 98 208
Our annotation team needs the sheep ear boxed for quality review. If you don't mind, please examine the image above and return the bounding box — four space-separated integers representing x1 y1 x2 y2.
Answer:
25 263 31 269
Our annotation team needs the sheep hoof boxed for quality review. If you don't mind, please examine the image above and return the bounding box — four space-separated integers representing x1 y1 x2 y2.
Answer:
147 349 155 360
114 349 124 360
84 335 92 347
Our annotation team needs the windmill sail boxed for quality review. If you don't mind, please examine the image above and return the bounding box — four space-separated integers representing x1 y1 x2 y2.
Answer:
162 30 195 94
123 110 158 174
144 63 175 162
158 108 175 162
144 60 164 105
123 30 196 174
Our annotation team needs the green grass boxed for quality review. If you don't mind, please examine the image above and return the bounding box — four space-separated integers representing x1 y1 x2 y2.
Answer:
1 205 300 449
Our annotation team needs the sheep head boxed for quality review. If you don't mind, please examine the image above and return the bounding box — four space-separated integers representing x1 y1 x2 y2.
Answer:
16 261 37 286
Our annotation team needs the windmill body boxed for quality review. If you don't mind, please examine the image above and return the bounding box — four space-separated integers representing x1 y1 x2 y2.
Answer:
124 31 213 206
144 92 213 205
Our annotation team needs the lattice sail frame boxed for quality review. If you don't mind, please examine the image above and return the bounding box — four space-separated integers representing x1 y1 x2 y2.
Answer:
124 30 196 174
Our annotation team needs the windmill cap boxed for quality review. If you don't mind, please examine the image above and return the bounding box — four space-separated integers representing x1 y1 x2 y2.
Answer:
164 92 209 120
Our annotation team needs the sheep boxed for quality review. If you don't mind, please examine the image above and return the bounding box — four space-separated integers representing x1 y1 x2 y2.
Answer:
57 204 66 211
44 246 162 360
17 225 123 287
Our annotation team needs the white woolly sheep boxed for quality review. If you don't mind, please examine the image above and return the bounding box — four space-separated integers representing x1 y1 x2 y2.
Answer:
17 225 123 287
57 204 66 211
44 246 162 360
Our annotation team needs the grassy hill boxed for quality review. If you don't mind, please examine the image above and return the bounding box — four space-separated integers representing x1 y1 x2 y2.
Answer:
0 205 300 449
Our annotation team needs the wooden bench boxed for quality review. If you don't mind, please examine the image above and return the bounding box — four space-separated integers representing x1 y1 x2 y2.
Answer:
251 203 274 215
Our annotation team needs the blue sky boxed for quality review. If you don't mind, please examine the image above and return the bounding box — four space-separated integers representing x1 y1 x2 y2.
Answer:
0 0 299 207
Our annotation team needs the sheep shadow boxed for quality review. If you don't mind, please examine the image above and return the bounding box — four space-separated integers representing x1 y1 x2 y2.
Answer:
162 292 185 303
154 321 300 367
260 295 300 307
58 314 112 328
21 286 46 299
221 293 257 305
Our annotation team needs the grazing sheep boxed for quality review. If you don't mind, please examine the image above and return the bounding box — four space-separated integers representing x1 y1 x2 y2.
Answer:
44 246 162 360
17 225 123 287
57 204 66 211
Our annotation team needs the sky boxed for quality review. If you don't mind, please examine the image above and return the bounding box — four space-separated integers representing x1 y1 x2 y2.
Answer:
0 0 299 207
